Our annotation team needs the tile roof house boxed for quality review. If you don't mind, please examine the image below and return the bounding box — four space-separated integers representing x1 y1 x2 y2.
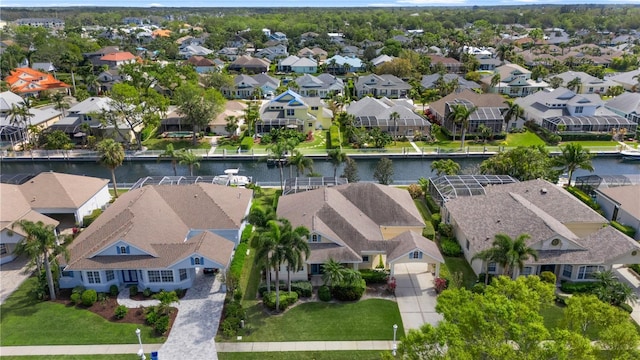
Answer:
428 89 508 132
184 55 221 73
60 183 252 292
98 52 138 68
228 55 270 74
482 63 549 97
294 73 344 98
277 55 318 74
0 172 110 264
426 55 463 74
4 67 70 97
222 74 280 99
595 185 640 241
297 47 328 61
259 90 331 133
276 183 444 280
515 87 636 134
355 74 411 99
443 179 640 279
552 71 618 95
346 97 430 138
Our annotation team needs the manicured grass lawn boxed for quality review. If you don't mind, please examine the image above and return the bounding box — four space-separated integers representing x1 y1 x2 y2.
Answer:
443 256 477 289
504 131 545 147
219 351 386 360
1 356 143 360
296 130 326 149
0 278 163 346
560 141 619 147
142 137 211 150
239 299 404 342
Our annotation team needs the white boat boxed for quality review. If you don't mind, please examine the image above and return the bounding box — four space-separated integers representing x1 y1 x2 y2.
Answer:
621 149 640 161
213 169 252 186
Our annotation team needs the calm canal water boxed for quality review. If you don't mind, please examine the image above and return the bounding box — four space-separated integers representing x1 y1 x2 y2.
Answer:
1 156 638 185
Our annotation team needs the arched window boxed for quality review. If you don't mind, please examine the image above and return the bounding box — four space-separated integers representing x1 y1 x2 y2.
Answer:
194 257 201 265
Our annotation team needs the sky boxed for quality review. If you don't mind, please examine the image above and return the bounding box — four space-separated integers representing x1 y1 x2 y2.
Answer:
2 0 640 8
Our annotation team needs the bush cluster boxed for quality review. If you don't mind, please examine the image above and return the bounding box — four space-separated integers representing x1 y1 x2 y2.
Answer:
560 281 600 294
145 307 170 335
129 285 138 296
331 279 366 301
565 187 604 215
109 285 119 297
438 222 454 238
82 209 102 228
422 223 436 240
407 184 423 199
114 305 128 319
440 238 462 257
540 271 556 284
425 195 440 214
318 285 332 301
259 281 312 298
431 213 442 228
81 289 97 306
359 269 389 284
525 121 561 145
263 291 299 311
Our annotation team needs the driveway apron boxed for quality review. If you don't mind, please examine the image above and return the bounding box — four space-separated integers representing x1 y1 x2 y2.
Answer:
0 255 32 305
394 263 442 333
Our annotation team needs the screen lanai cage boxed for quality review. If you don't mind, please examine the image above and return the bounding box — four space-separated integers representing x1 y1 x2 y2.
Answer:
575 174 640 197
429 175 518 205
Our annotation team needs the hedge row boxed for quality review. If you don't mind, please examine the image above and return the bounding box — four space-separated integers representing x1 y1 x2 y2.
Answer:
560 133 613 142
560 281 600 294
565 187 604 215
359 269 389 284
240 136 254 150
327 125 341 149
331 279 366 301
525 121 561 145
440 238 462 257
82 209 102 227
229 225 253 280
611 221 636 238
263 291 299 311
259 281 313 298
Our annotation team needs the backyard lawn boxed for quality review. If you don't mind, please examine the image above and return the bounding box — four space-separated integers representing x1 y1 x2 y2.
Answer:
219 351 386 360
0 278 163 346
238 299 404 342
504 131 545 147
142 137 211 150
443 256 477 289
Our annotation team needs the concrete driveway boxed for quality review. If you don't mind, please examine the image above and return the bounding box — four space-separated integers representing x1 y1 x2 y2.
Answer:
612 264 640 326
393 263 442 333
0 255 32 305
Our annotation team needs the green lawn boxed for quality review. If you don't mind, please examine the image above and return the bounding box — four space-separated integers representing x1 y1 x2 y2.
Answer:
1 356 144 360
504 131 546 147
237 299 404 342
559 141 620 147
0 278 163 346
443 256 477 289
142 137 211 150
539 303 621 340
219 351 386 360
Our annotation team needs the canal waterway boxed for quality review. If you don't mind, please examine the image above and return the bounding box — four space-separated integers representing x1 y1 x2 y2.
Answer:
1 157 638 185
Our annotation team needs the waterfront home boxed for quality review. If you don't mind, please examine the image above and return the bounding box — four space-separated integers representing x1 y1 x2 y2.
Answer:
60 183 252 292
552 71 618 95
346 97 430 138
4 67 70 97
595 185 640 241
483 64 548 97
1 172 110 264
276 182 444 281
354 74 411 99
0 91 62 148
605 92 640 126
607 68 640 92
428 89 508 132
259 90 332 134
443 179 640 280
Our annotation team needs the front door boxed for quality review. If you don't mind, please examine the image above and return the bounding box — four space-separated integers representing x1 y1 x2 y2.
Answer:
122 270 138 283
539 264 556 275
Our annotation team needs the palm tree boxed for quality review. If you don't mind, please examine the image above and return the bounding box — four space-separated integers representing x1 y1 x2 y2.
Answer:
52 92 70 117
555 143 594 187
96 138 125 198
390 111 400 145
567 77 582 93
158 143 180 176
289 150 314 177
255 219 290 311
490 73 501 94
327 148 348 178
178 149 201 176
267 139 291 191
448 104 476 150
496 43 513 62
322 259 345 288
83 73 101 95
471 233 538 280
280 219 310 293
430 159 461 176
502 100 524 132
12 220 69 300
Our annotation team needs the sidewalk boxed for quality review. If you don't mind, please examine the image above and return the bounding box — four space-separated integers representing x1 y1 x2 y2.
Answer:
0 344 163 356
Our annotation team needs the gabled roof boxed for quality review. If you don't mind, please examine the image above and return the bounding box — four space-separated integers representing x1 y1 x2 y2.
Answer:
429 89 506 117
387 231 444 264
100 52 136 61
185 55 216 67
421 74 480 90
0 184 59 236
605 92 640 115
5 67 70 94
19 172 108 209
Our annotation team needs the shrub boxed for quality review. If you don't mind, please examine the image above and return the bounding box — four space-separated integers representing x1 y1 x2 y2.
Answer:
97 292 108 302
425 195 440 214
72 286 85 294
619 303 633 313
359 269 389 284
109 285 119 297
328 125 341 149
129 285 138 297
240 136 254 150
221 316 241 338
81 289 97 307
145 307 158 325
70 293 81 305
438 222 454 238
471 282 486 294
114 305 128 319
407 184 423 199
224 301 246 319
422 223 436 240
629 264 640 275
560 281 600 294
154 315 170 335
540 271 557 284
229 242 248 280
143 288 152 297
175 288 186 298
259 281 312 298
82 209 102 228
440 238 462 257
233 288 243 302
434 277 448 293
431 213 441 228
610 221 636 238
331 279 366 301
318 285 332 301
263 291 299 311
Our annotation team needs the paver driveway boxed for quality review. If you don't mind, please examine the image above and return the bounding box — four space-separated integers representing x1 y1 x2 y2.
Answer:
393 263 442 333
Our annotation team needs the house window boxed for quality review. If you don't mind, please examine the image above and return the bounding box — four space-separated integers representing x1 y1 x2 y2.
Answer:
577 265 604 280
310 234 320 243
86 271 101 284
487 262 497 273
0 244 7 255
362 256 370 262
411 251 422 259
180 269 188 281
308 122 313 128
588 87 594 93
575 106 584 114
106 270 115 282
62 270 74 278
563 265 573 278
522 267 532 276
465 239 470 250
194 257 201 265
286 109 295 116
120 246 127 254
311 106 318 110
148 270 161 283
161 270 174 282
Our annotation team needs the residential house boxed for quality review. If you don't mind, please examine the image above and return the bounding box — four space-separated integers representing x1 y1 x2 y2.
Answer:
84 46 121 66
605 92 640 125
475 55 502 71
325 55 364 74
4 67 70 97
341 45 361 58
59 183 253 292
209 101 247 136
184 56 220 74
371 55 395 68
483 63 548 97
297 47 328 61
14 18 64 28
299 32 319 44
443 179 640 280
222 73 279 99
346 97 430 138
420 74 481 92
1 172 110 264
277 56 318 74
254 44 288 62
354 74 411 99
269 32 288 43
295 73 344 98
217 47 240 61
97 69 127 93
606 68 640 92
276 182 444 280
515 87 636 133
426 55 463 73
429 89 508 131
258 90 331 133
31 62 56 73
0 91 62 147
595 185 640 241
179 45 214 59
552 71 618 95
98 52 138 69
228 55 270 74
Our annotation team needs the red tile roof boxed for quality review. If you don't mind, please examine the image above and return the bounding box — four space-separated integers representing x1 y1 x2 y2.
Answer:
4 67 70 94
100 52 136 61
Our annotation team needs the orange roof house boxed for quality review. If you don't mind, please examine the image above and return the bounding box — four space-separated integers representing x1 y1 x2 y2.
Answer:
4 67 70 96
152 29 172 38
98 52 138 68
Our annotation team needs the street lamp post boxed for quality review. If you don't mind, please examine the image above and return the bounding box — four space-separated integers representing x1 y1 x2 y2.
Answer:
135 328 146 360
392 323 398 356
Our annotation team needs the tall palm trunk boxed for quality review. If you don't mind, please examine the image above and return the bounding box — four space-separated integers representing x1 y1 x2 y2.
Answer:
461 128 467 150
110 168 119 198
265 254 271 293
275 265 281 311
287 267 292 293
43 250 56 300
278 163 284 191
